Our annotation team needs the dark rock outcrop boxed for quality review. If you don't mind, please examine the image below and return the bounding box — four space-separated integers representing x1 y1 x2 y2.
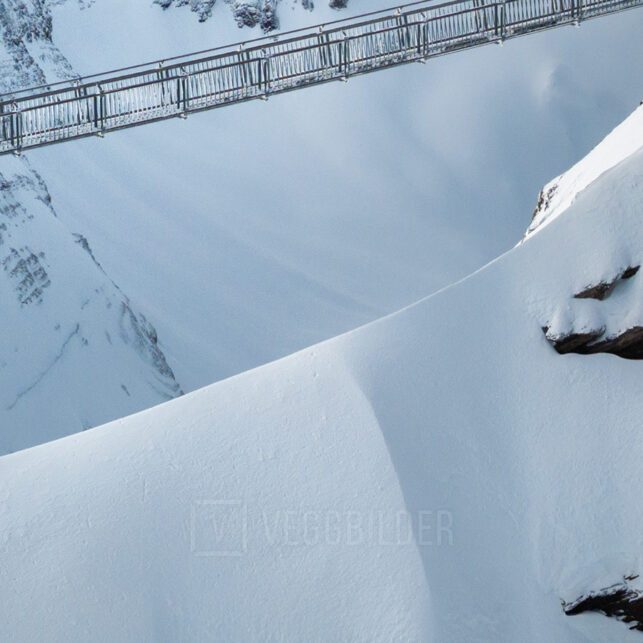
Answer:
543 327 605 355
154 0 348 30
543 264 643 359
574 265 640 301
0 0 76 93
564 577 643 631
545 326 643 359
531 184 558 223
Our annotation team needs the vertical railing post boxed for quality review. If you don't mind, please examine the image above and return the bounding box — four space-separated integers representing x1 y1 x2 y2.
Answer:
474 0 490 33
238 44 250 94
158 61 169 107
416 12 428 59
421 12 431 59
495 0 507 41
318 25 332 73
574 0 583 24
341 30 350 80
11 102 23 155
0 102 6 148
95 85 106 137
396 8 412 54
179 67 190 118
73 79 83 127
261 49 271 99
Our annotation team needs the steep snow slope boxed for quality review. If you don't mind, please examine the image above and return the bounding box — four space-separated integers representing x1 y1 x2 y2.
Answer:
0 1 182 455
529 105 643 236
0 155 181 454
3 107 643 642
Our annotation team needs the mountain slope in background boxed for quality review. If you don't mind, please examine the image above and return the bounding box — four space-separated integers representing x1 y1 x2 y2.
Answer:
3 106 643 642
0 154 182 454
0 1 182 454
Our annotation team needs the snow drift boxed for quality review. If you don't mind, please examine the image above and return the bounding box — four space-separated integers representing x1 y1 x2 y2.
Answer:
3 106 643 641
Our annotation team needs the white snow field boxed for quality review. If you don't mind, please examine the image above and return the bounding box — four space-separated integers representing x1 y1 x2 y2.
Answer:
3 106 643 642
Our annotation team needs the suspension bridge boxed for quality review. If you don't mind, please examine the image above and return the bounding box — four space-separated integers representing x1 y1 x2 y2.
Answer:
0 0 640 156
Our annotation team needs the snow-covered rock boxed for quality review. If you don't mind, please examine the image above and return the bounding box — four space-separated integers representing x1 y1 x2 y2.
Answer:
153 0 341 29
3 102 643 641
0 0 75 94
530 107 643 359
528 106 643 237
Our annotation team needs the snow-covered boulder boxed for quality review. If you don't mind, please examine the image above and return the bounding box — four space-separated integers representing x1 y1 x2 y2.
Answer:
533 107 643 360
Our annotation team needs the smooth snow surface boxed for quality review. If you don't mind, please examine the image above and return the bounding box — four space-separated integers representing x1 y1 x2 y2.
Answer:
3 106 643 642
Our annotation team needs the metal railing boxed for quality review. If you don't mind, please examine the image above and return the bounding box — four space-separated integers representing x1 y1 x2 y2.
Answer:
0 0 641 155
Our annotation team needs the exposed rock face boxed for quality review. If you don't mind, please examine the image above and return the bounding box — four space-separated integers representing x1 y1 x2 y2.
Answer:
531 184 558 227
0 0 77 93
564 577 643 632
545 325 643 359
543 264 643 359
543 327 605 355
574 265 640 300
153 0 348 30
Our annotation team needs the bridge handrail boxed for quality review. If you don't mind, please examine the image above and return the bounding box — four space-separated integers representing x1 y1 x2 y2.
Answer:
0 0 458 103
0 0 640 155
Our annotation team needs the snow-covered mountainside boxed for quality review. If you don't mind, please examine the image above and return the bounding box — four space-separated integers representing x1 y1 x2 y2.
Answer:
0 0 74 93
0 154 182 454
3 106 643 642
0 1 183 454
1 0 642 455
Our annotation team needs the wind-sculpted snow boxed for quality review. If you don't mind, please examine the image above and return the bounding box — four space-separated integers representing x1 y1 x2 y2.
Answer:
3 105 643 641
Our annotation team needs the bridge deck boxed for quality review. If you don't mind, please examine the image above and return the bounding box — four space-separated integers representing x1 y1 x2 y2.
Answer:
0 0 641 155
